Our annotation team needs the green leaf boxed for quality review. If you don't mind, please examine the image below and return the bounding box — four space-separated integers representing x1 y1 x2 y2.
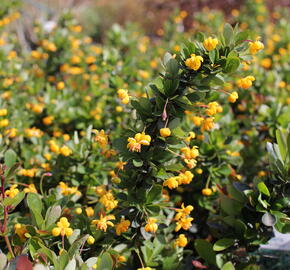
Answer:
163 78 179 96
133 159 143 167
68 235 89 259
213 238 235 251
64 258 76 270
45 205 61 228
220 196 243 216
4 149 17 169
146 185 163 203
4 191 25 208
186 92 206 103
194 239 216 265
276 129 287 161
221 262 235 270
27 193 44 228
257 182 270 197
224 57 240 73
209 50 216 64
223 23 234 45
166 58 179 75
95 252 113 270
59 250 69 270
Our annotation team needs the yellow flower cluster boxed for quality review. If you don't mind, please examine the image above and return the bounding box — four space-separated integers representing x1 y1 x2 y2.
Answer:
117 89 130 104
203 37 219 51
237 76 255 89
58 182 81 196
0 12 20 27
19 168 38 178
25 127 44 138
5 184 19 198
127 132 151 152
163 171 194 189
205 102 223 116
52 217 73 237
185 54 204 71
99 191 118 211
228 91 239 103
174 204 194 232
49 140 72 156
181 146 199 169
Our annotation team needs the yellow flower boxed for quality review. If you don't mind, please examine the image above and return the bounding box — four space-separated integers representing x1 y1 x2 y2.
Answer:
85 207 95 217
56 81 65 90
0 119 9 128
92 214 115 232
201 117 215 132
43 116 54 125
196 168 203 174
185 54 204 71
144 217 158 233
160 128 171 138
181 146 199 159
261 58 271 69
24 184 37 193
49 140 60 153
237 76 255 89
58 182 81 196
191 116 204 126
93 129 108 149
117 89 130 104
138 70 149 79
5 184 19 198
137 268 153 270
14 223 28 241
87 235 95 245
60 146 72 157
0 109 7 116
52 217 73 237
249 39 264 54
174 234 188 247
5 128 17 138
163 177 179 189
175 216 194 231
228 91 239 103
175 203 194 220
185 132 195 143
202 188 213 196
117 255 126 263
115 218 131 235
127 132 151 152
205 102 222 116
203 37 219 51
99 191 118 211
178 171 194 185
94 185 107 196
75 208 82 215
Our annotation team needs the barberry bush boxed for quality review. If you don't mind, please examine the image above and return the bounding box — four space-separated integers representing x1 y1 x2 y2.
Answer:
0 0 289 269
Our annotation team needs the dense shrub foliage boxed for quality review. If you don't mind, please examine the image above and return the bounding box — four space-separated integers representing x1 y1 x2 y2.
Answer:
0 0 289 269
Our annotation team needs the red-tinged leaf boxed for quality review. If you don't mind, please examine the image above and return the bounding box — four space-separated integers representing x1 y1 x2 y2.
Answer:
192 260 208 269
16 255 33 270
